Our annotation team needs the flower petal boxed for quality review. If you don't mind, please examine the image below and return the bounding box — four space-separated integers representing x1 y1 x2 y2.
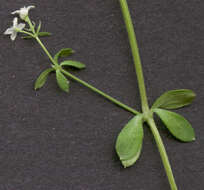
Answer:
17 23 25 30
20 7 27 12
10 31 17 41
4 27 14 35
13 17 18 27
11 10 20 15
27 5 35 11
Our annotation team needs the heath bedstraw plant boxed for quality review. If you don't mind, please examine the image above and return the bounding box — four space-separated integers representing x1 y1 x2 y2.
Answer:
116 1 196 190
4 3 196 190
4 5 139 115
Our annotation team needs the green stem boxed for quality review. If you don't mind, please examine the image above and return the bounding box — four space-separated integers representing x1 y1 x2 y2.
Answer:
25 16 36 34
61 69 140 115
147 118 178 190
29 19 140 115
119 0 178 189
25 16 57 66
35 36 57 66
17 29 35 37
119 0 149 113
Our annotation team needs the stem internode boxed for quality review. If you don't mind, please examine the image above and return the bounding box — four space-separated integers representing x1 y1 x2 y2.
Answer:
119 0 178 189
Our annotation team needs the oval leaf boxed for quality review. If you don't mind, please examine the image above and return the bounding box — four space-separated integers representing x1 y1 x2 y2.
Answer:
38 32 51 37
56 70 69 92
116 115 144 168
21 35 34 39
152 89 196 109
34 68 54 90
154 108 195 142
60 60 86 69
54 48 74 63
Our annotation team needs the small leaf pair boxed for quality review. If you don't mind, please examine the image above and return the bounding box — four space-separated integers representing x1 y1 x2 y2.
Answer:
22 32 51 39
151 89 196 142
54 48 74 63
22 21 51 39
54 48 86 69
34 65 70 93
54 48 85 92
116 89 196 168
35 48 85 93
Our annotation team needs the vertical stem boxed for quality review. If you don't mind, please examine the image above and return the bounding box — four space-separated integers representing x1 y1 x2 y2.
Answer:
25 16 36 34
119 0 149 113
119 1 178 189
147 118 178 190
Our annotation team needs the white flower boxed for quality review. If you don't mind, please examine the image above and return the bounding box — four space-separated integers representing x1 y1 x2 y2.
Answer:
11 5 35 20
4 17 25 41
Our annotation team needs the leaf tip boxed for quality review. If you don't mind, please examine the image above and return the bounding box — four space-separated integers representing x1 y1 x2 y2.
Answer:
64 89 69 93
122 164 128 169
34 84 39 91
121 158 135 168
192 92 196 99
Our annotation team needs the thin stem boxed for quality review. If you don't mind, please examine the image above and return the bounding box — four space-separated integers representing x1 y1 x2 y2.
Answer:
17 29 35 37
24 16 57 66
25 16 36 34
147 118 178 190
119 0 149 113
35 36 57 66
61 69 140 115
32 29 140 114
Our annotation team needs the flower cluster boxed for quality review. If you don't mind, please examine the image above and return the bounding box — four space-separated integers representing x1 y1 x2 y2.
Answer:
12 6 35 20
4 6 35 41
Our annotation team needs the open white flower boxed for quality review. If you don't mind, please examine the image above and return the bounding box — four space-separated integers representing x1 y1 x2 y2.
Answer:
12 5 35 20
4 17 25 41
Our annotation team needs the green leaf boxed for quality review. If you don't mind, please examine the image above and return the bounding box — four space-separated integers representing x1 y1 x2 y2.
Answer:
22 32 51 39
54 48 74 63
34 68 54 90
60 60 86 69
36 21 42 34
116 115 144 168
56 70 69 92
121 144 142 167
154 108 195 142
21 35 34 39
38 32 52 37
152 89 196 109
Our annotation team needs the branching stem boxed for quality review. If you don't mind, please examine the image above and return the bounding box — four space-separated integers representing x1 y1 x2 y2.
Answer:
61 69 140 115
25 16 140 115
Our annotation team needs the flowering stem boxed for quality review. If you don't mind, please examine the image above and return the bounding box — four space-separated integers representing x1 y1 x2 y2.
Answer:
17 29 34 37
119 0 178 189
24 16 57 66
25 16 36 34
35 36 57 66
61 69 140 115
24 18 140 115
